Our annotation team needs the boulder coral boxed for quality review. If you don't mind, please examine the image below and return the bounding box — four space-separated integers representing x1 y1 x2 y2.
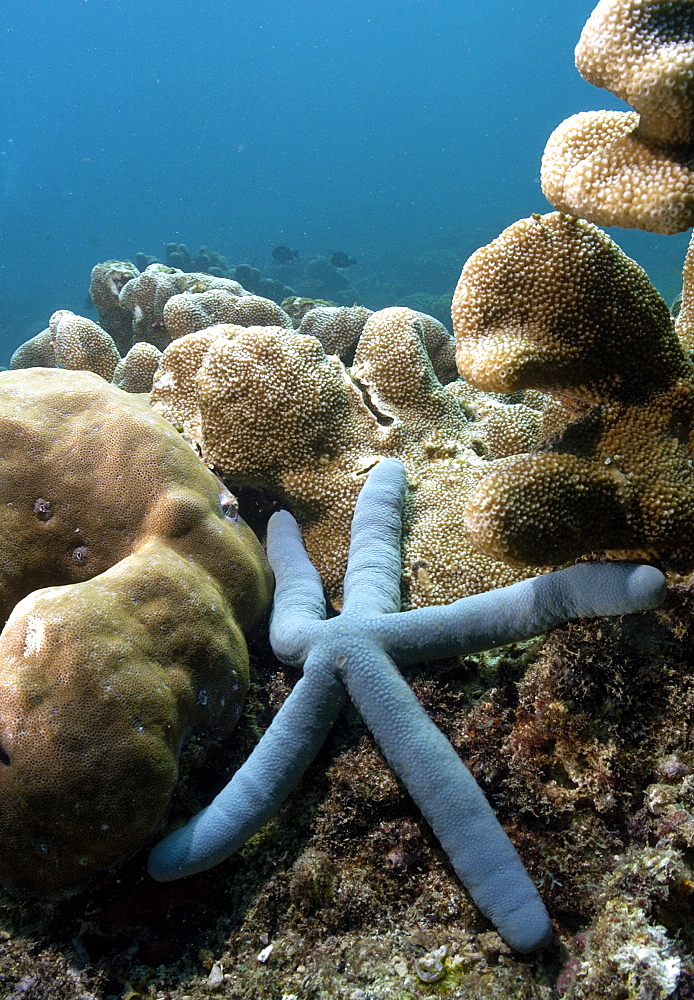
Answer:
540 0 694 233
0 368 272 895
151 306 544 608
453 211 694 572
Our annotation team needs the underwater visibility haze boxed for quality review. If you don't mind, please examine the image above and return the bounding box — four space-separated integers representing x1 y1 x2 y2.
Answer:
0 0 689 362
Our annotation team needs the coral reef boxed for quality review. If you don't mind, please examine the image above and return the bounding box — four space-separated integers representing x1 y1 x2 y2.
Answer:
0 367 271 895
118 264 247 350
162 289 293 340
453 211 694 571
150 458 664 955
295 303 457 381
541 0 694 233
1 585 693 997
50 309 121 382
10 310 163 395
111 340 163 394
9 327 56 370
150 306 545 608
89 260 140 354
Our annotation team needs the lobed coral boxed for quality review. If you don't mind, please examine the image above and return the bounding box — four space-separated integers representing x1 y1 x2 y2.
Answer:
49 309 121 383
11 310 164 395
89 260 141 353
541 0 694 233
0 367 271 895
151 306 543 608
453 211 694 571
162 288 293 341
117 264 248 350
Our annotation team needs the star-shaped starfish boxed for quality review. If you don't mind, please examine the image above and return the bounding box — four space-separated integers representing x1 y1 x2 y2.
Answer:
148 458 665 952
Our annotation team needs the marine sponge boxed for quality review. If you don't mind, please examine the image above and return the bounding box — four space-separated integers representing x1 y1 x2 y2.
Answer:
0 368 272 895
541 0 694 233
453 211 694 570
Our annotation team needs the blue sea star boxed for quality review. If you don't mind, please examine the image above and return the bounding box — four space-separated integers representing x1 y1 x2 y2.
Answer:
148 458 666 952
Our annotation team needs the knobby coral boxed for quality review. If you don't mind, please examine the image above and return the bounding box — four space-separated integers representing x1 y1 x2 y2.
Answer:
541 0 694 233
11 310 164 395
452 211 694 571
0 368 271 895
150 306 545 608
149 458 666 953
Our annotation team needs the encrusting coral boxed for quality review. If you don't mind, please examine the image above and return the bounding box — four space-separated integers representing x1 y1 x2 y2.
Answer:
452 211 694 571
0 367 271 895
540 0 694 233
150 306 545 608
149 457 666 954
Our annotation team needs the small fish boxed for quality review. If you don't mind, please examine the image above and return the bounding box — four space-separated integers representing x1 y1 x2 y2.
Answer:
330 252 357 268
272 245 299 263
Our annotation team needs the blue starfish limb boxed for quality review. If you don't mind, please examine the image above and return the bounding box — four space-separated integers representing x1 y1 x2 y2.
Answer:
148 458 666 954
375 560 667 664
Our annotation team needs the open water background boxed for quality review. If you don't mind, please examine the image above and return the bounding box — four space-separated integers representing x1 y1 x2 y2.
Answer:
0 0 688 364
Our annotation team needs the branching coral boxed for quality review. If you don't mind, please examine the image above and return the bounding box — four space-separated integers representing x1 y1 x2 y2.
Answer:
0 367 271 895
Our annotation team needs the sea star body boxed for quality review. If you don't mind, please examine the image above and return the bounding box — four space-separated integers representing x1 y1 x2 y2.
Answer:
148 458 666 952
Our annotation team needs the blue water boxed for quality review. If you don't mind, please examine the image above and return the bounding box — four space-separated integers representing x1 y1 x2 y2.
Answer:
0 0 689 363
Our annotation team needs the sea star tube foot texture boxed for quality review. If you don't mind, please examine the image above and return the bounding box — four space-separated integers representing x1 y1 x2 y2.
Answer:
148 459 666 952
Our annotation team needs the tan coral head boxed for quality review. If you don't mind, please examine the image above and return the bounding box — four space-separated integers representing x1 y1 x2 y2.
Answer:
0 368 272 896
541 0 694 234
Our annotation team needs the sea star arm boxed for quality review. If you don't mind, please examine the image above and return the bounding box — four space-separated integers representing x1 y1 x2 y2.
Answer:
147 646 345 880
332 632 551 952
375 561 667 665
266 508 326 666
342 457 406 616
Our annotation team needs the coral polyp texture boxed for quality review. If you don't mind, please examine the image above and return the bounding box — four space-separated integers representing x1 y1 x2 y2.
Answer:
0 368 272 895
11 310 164 395
453 211 694 569
541 0 694 233
150 306 545 608
117 263 248 349
49 309 121 382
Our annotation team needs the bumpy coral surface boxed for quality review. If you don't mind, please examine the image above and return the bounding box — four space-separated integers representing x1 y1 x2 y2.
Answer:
111 341 163 393
453 211 694 571
541 0 694 233
9 328 55 370
162 289 293 340
49 309 121 382
295 303 457 382
0 368 272 895
89 260 140 353
151 307 540 608
13 311 163 395
118 264 247 349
